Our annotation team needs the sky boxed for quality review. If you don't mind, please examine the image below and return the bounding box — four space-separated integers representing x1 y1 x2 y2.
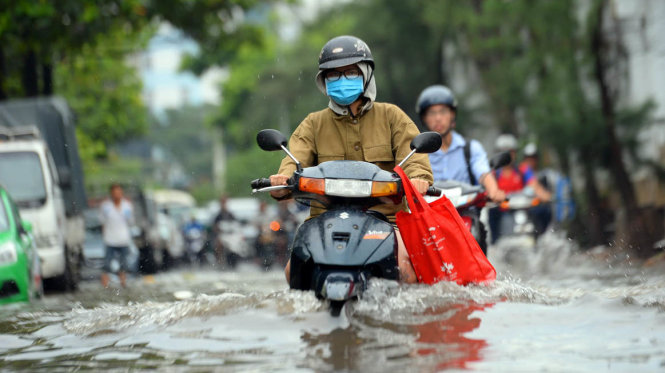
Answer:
139 23 226 115
138 0 344 116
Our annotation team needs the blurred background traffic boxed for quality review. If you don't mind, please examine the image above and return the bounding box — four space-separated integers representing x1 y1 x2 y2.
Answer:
0 0 664 298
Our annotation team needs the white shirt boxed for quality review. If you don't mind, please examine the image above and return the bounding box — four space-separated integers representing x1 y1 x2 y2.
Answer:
99 199 134 247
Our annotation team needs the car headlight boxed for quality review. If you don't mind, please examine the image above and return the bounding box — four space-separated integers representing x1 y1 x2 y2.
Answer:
0 241 18 265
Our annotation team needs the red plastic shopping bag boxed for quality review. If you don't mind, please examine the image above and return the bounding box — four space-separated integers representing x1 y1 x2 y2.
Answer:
394 166 496 285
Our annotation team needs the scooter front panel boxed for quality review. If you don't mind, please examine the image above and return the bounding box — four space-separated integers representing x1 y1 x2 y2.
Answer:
291 209 396 267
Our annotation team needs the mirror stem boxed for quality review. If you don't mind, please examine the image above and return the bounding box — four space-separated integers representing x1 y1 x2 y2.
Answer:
281 145 302 172
397 149 417 168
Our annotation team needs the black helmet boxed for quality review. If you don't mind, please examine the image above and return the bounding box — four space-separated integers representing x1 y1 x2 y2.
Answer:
415 85 458 115
318 35 374 70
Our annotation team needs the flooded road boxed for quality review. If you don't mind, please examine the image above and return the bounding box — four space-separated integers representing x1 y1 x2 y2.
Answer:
1 233 664 372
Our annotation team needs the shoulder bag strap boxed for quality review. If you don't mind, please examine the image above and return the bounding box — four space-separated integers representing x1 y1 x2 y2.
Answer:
463 139 477 186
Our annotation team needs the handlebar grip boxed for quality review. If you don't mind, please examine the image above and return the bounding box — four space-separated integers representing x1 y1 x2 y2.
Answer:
426 186 442 196
251 178 273 189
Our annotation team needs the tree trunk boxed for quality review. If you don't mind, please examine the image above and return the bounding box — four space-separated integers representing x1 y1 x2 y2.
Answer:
21 49 39 97
42 63 53 96
0 46 6 100
438 38 447 85
591 0 652 255
579 148 606 246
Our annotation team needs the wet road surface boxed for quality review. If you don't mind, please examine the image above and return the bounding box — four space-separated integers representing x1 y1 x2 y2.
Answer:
1 232 665 372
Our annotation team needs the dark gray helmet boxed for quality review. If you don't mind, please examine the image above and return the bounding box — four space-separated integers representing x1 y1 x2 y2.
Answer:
318 35 374 70
415 85 458 115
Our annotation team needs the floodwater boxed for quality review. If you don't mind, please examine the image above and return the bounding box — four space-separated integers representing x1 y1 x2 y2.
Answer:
1 233 664 372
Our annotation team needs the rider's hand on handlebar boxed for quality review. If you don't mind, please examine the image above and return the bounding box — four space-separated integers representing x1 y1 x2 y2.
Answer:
410 178 430 195
487 188 506 203
269 174 290 199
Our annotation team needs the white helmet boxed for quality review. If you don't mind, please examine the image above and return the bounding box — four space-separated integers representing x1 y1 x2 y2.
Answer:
495 134 518 152
524 142 538 157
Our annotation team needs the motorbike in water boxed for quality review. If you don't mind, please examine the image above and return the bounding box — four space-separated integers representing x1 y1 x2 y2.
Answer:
251 129 442 316
489 187 552 248
216 219 254 269
183 223 215 266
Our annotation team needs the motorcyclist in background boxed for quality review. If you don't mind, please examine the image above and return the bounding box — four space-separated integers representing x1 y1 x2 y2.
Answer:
489 134 552 243
415 85 504 199
254 200 278 269
415 85 505 253
183 215 206 264
521 143 575 228
268 35 434 284
212 195 236 266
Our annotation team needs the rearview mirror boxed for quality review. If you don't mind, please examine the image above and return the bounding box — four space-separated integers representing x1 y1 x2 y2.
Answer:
410 132 442 154
257 129 288 151
20 220 32 236
490 151 512 169
256 129 302 171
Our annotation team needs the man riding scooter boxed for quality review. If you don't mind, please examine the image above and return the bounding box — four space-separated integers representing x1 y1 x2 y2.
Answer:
489 134 552 244
267 35 434 284
415 85 505 254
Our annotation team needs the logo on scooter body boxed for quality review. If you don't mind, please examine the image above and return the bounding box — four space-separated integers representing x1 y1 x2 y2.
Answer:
339 212 350 219
363 230 389 240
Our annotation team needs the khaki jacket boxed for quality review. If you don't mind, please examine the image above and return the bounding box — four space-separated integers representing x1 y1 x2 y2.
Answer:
277 102 433 221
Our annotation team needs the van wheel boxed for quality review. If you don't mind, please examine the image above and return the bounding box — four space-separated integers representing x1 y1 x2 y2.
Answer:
161 249 174 270
29 269 44 301
139 246 158 274
51 247 80 291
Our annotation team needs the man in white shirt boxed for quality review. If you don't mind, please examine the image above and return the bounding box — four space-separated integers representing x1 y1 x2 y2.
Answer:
99 183 134 288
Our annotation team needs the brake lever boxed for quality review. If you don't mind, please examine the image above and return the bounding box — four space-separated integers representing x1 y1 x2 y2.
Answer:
252 185 291 194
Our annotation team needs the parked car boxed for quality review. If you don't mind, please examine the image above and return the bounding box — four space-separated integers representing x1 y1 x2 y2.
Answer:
0 98 87 291
0 185 43 305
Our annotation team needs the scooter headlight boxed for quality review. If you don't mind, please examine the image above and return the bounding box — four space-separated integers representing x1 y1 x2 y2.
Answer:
325 179 372 197
0 241 18 265
299 178 399 198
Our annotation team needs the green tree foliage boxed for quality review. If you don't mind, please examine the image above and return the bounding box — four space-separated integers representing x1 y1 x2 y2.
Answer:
1 0 268 152
55 26 151 161
148 105 216 184
0 0 146 98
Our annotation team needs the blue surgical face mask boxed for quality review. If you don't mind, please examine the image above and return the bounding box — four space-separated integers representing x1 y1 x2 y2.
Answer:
325 76 364 106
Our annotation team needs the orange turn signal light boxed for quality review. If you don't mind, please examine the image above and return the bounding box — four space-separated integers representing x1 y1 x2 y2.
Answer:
370 181 398 197
299 177 325 195
531 198 540 207
500 200 510 209
270 220 281 231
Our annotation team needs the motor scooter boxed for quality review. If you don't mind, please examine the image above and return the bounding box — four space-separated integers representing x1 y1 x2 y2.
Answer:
488 187 552 248
183 223 213 266
251 129 442 316
216 219 254 268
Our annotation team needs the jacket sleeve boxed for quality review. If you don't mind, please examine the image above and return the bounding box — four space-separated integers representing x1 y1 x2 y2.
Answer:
277 115 317 177
390 106 434 183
